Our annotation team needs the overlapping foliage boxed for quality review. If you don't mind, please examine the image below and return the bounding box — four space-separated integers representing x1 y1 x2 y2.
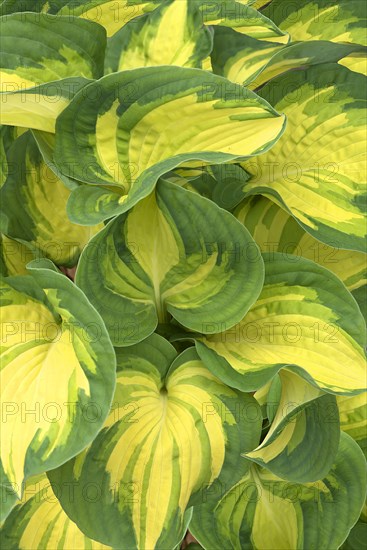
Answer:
0 0 366 548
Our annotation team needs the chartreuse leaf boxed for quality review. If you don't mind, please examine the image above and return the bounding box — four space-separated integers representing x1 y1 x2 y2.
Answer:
0 13 106 92
105 0 213 73
211 29 367 88
338 392 367 455
0 474 111 549
263 0 367 45
190 432 367 550
198 0 289 43
0 260 116 519
253 0 270 7
210 28 283 85
56 0 160 36
76 180 264 346
54 66 285 224
339 53 367 75
48 334 262 549
242 64 367 252
245 370 340 482
235 195 366 292
248 41 367 89
0 236 34 277
0 0 161 31
1 131 103 267
0 78 91 133
196 253 366 394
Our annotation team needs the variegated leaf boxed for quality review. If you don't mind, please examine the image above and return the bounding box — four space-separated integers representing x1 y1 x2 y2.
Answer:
0 260 116 520
0 236 34 277
235 195 366 292
263 0 367 45
105 0 213 73
338 392 367 455
0 474 111 549
0 78 91 133
0 12 106 92
48 334 262 549
190 433 367 550
54 66 285 224
242 64 367 252
1 131 103 266
210 29 366 89
196 253 366 394
245 370 340 482
199 0 289 43
76 180 264 345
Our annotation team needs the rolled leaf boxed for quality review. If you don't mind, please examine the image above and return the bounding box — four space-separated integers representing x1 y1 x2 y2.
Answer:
245 370 340 482
190 432 367 550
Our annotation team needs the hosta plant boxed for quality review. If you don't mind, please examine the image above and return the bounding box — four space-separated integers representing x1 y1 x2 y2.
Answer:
0 0 366 549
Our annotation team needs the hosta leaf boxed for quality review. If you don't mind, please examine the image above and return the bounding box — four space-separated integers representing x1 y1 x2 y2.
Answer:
32 130 80 191
199 0 289 43
105 0 213 73
338 392 367 455
263 0 367 45
0 77 91 133
0 236 34 277
339 53 367 75
0 125 19 188
210 28 283 85
242 64 367 252
235 195 366 292
0 474 111 549
341 520 367 550
0 0 158 34
0 260 116 519
178 164 250 211
0 0 49 14
190 432 367 550
211 29 367 88
56 0 160 36
245 370 340 482
196 253 366 394
352 285 367 322
54 66 285 224
48 334 262 549
1 131 103 266
248 41 367 90
76 180 264 345
0 13 106 92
